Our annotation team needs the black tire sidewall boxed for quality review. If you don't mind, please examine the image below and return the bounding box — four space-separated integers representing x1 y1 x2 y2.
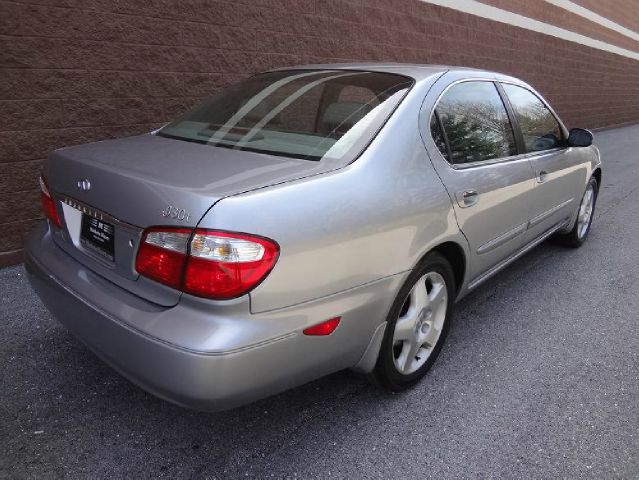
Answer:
374 252 456 391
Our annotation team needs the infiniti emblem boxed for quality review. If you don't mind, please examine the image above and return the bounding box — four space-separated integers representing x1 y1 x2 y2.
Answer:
77 179 91 191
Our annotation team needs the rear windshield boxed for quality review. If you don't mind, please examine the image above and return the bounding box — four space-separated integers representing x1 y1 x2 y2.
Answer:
158 70 413 162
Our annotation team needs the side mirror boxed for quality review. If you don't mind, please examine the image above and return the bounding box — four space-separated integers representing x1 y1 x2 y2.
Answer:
567 128 593 147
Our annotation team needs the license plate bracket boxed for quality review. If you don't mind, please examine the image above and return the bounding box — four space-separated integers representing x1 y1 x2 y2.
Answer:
80 214 115 262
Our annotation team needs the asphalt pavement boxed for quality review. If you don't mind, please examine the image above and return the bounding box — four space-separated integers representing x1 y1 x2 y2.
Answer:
2 125 638 479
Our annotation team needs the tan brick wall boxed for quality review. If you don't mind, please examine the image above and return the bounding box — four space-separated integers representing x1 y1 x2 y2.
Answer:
1 0 639 265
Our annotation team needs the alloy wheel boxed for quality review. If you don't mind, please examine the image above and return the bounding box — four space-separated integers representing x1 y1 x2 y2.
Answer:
577 183 595 239
392 271 448 375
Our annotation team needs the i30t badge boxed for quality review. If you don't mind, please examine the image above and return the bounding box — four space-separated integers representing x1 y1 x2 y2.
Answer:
25 64 602 411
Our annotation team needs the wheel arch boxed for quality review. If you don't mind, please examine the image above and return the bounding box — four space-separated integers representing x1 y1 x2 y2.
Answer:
352 239 468 374
592 167 602 186
426 241 467 296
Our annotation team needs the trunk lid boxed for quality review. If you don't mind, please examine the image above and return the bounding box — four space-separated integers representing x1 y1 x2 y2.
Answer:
44 133 328 306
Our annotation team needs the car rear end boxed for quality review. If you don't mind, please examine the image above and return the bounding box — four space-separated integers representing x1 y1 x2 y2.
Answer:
24 67 421 409
28 171 405 409
27 220 402 410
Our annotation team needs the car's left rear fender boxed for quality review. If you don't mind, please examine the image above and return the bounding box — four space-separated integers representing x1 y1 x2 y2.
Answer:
196 101 470 316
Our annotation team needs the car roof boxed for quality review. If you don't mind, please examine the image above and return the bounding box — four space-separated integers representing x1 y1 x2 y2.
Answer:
272 62 487 81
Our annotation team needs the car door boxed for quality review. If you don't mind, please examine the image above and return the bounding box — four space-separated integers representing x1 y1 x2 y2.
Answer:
499 82 588 242
422 77 538 282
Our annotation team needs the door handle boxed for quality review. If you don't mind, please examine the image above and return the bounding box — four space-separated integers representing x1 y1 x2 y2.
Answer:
456 190 479 208
537 170 549 183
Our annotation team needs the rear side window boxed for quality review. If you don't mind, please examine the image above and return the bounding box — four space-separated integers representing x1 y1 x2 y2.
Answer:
501 83 563 152
431 81 517 165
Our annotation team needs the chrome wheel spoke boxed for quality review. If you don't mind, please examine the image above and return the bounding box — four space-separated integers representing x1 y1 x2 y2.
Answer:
428 280 447 308
579 203 587 217
394 314 416 341
393 281 425 341
412 278 429 311
398 338 421 372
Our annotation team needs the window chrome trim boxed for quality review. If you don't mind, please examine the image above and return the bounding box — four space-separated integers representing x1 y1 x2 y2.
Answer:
449 147 568 170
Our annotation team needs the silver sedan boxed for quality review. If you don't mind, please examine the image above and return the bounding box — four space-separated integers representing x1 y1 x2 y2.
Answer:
26 63 601 410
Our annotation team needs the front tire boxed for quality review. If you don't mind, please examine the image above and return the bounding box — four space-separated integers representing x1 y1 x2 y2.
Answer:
555 176 598 248
372 252 455 391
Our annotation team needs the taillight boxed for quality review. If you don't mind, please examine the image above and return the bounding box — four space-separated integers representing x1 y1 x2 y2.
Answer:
135 228 192 290
135 228 279 300
39 175 62 228
184 230 279 299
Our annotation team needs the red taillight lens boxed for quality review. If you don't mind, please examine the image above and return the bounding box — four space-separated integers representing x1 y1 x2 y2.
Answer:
135 228 279 300
39 176 62 228
135 228 191 290
184 230 279 299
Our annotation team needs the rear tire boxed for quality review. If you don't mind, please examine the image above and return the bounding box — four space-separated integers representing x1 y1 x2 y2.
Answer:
555 176 598 248
372 252 455 391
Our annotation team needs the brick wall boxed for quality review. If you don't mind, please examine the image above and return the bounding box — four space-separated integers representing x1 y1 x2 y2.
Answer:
573 0 639 32
481 0 639 52
1 0 639 266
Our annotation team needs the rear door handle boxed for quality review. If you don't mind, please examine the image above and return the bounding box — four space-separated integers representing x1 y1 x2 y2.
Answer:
456 190 479 208
537 170 549 183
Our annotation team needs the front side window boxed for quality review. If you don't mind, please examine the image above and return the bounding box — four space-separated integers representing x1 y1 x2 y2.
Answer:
501 83 563 152
431 81 517 165
158 70 413 162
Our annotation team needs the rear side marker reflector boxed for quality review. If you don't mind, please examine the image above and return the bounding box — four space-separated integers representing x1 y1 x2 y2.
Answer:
135 227 279 300
303 317 341 336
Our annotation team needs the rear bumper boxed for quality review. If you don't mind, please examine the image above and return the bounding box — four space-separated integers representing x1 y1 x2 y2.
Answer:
25 223 402 411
